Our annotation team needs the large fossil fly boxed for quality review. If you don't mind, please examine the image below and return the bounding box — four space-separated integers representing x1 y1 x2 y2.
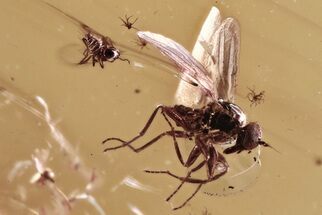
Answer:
103 7 271 210
43 2 130 68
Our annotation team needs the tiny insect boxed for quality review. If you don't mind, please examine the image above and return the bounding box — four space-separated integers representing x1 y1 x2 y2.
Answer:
119 14 139 30
43 2 130 68
102 7 271 210
133 37 148 49
247 87 265 107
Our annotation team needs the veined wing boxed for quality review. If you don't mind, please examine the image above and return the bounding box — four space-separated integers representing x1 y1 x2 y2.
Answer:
175 7 240 106
42 1 111 43
175 7 222 107
137 31 217 101
203 17 240 102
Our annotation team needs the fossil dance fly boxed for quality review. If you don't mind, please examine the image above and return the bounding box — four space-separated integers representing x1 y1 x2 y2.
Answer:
102 7 271 210
43 2 130 68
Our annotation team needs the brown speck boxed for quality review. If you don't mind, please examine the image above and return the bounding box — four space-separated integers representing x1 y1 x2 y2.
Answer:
134 88 141 94
10 77 15 81
228 185 234 189
315 157 322 166
253 157 257 162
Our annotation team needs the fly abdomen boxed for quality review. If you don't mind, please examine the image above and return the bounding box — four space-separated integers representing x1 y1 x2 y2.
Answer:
83 33 101 54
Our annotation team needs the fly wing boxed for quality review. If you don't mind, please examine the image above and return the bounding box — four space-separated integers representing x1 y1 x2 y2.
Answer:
175 7 240 105
175 7 222 107
206 17 240 102
137 31 217 101
43 1 107 39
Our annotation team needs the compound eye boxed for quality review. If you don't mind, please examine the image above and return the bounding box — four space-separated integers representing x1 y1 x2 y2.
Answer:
104 48 117 59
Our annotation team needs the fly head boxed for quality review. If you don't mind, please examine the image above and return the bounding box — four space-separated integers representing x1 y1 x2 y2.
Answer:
102 47 120 62
223 122 267 154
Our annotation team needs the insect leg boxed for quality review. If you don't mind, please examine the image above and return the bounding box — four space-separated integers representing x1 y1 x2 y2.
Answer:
79 54 92 65
81 38 90 56
145 160 210 210
173 184 202 210
92 55 99 67
144 168 227 183
161 110 186 165
102 105 165 147
98 57 104 68
166 159 206 202
103 130 188 152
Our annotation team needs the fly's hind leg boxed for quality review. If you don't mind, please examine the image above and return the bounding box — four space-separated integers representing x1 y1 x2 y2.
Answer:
103 130 189 152
145 167 228 210
102 105 166 150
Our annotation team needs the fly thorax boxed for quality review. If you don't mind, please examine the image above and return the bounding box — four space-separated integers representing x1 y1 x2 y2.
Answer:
203 107 238 133
218 99 247 127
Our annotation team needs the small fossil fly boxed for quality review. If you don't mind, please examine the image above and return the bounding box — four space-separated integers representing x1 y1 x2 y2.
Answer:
133 37 148 49
43 2 130 68
119 14 139 30
102 7 271 210
247 87 265 107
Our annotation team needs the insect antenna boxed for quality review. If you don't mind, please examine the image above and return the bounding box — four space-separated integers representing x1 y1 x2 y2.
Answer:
119 57 131 64
259 141 280 154
117 49 131 64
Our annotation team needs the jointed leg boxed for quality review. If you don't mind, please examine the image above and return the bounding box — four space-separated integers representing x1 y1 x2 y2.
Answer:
103 130 188 152
161 110 185 165
98 57 104 68
102 105 165 148
173 184 202 210
145 164 227 210
81 38 90 56
79 54 91 65
166 160 206 202
102 105 198 168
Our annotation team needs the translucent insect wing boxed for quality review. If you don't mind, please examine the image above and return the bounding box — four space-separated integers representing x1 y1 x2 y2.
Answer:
43 1 106 39
137 31 217 101
175 7 222 107
175 7 240 105
211 18 240 102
